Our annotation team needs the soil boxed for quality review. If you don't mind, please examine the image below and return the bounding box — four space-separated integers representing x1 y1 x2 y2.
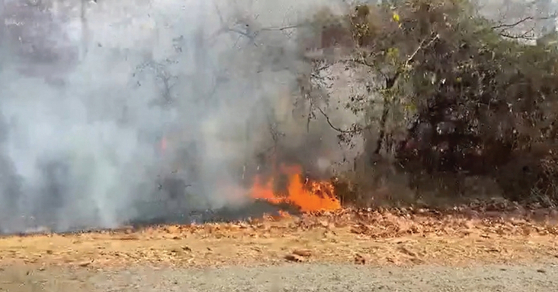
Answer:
1 208 558 291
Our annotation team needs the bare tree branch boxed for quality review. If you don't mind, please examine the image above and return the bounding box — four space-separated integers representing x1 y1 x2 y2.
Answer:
405 33 440 67
490 14 557 30
316 107 360 134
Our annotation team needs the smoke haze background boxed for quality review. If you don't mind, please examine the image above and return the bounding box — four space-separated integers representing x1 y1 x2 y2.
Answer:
0 0 357 233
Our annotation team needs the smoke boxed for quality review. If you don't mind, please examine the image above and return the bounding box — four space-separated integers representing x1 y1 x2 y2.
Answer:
0 0 355 233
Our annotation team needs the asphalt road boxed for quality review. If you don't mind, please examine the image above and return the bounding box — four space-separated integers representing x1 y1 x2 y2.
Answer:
3 263 558 292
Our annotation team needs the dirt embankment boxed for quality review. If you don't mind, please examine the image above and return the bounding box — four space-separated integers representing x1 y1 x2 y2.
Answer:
1 208 558 269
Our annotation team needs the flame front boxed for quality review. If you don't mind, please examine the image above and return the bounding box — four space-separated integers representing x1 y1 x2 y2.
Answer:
159 135 340 212
250 164 342 212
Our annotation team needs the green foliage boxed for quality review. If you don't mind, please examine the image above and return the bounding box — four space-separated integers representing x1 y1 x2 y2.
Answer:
305 0 558 204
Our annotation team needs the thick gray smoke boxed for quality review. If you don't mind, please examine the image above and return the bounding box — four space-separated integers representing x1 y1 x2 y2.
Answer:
0 0 354 233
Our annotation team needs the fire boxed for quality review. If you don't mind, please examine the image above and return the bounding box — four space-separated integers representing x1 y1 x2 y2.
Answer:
250 164 342 212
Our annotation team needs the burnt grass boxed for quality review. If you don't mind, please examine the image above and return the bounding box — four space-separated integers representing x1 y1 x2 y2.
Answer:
124 199 301 229
0 199 302 237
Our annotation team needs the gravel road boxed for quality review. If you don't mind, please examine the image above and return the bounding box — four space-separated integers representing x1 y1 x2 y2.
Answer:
4 263 558 292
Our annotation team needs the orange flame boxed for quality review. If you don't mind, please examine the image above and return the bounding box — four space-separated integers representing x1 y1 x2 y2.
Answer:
250 164 341 212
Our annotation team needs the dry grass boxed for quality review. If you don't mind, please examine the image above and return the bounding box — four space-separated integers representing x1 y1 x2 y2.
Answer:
1 208 558 269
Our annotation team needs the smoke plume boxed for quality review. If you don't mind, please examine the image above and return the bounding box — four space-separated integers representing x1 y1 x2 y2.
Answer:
0 0 358 233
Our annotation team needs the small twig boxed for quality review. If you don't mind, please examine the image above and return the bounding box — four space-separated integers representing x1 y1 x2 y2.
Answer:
316 107 359 134
489 14 557 40
259 24 308 31
498 31 535 40
405 33 440 67
207 1 308 47
490 16 536 30
349 33 439 71
490 14 557 30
